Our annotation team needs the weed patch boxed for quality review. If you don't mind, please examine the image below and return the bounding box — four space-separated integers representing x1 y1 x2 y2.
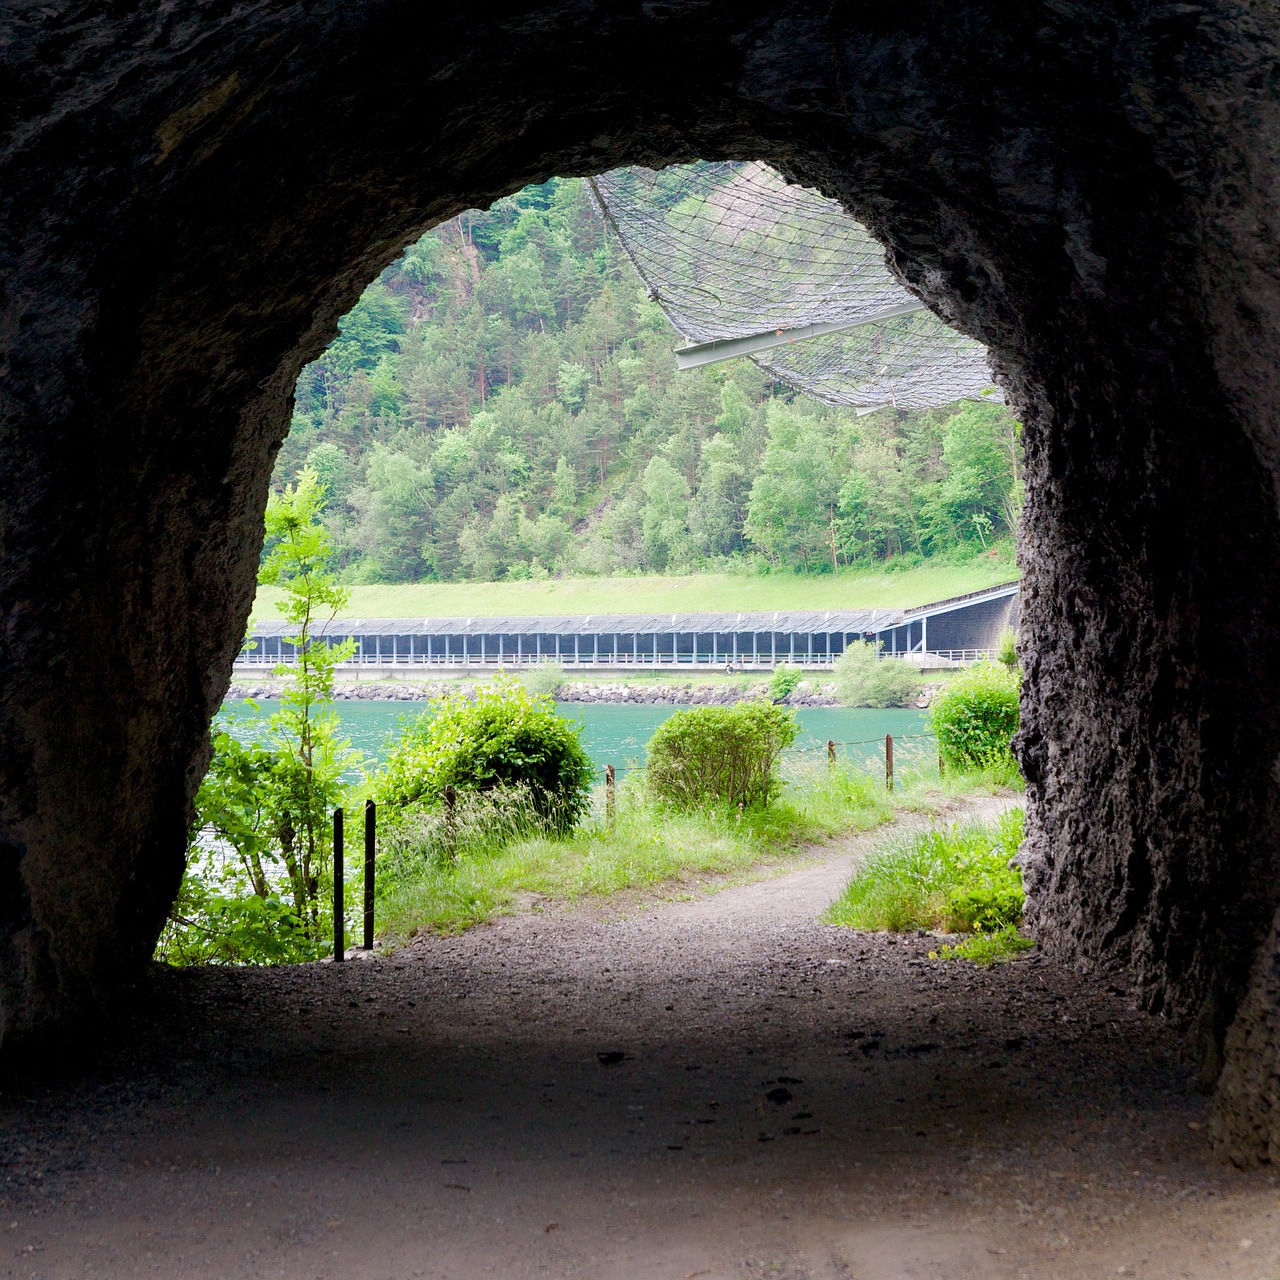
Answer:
931 925 1035 964
824 809 1025 933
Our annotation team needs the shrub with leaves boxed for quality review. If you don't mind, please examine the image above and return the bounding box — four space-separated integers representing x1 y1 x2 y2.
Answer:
996 627 1019 671
928 660 1020 772
522 660 567 699
832 641 922 708
645 701 798 810
375 676 595 833
768 663 803 702
159 469 355 966
157 857 321 965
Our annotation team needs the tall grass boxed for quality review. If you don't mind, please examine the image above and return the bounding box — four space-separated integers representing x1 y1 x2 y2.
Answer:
823 809 1025 933
375 760 894 941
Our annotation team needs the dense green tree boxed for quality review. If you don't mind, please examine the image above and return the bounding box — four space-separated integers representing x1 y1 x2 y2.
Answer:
641 456 692 570
744 404 843 572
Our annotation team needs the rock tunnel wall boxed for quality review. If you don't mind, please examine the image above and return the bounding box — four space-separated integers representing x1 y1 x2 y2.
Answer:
4 2 1280 1158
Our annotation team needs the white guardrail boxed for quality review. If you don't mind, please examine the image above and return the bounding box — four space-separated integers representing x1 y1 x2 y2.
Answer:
236 652 843 668
235 648 997 668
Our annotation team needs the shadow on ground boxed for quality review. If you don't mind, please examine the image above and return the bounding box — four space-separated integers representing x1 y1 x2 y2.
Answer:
2 819 1276 1279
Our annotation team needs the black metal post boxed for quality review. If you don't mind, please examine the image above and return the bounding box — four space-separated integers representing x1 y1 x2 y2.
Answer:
364 798 376 952
333 807 344 963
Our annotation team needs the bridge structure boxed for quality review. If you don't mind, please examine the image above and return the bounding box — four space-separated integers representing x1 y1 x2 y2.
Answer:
235 582 1019 675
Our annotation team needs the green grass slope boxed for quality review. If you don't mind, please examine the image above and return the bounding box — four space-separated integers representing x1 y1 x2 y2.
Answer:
253 556 1017 622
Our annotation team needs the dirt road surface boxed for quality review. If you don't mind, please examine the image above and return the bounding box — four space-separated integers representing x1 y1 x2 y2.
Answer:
3 796 1278 1278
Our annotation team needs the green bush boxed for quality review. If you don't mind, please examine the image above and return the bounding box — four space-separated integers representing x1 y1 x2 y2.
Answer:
824 809 1025 933
996 627 1019 671
522 659 567 699
768 663 803 702
375 677 595 833
645 701 798 810
832 641 922 708
928 661 1020 772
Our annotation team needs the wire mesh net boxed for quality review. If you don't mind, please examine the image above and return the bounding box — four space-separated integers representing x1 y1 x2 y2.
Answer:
588 161 1000 410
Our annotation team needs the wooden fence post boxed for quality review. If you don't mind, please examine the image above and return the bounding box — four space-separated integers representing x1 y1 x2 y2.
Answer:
827 739 836 767
605 764 616 828
333 807 344 963
885 734 894 792
363 798 376 952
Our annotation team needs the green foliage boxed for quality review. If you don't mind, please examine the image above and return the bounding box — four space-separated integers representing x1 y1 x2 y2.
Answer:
160 471 355 965
375 758 893 941
928 661 1020 772
276 176 1023 585
257 468 357 904
156 854 323 966
744 403 842 571
832 641 922 708
381 781 553 872
768 663 803 702
375 677 594 833
644 702 798 810
824 809 1025 933
931 924 1035 964
997 627 1019 670
522 659 567 698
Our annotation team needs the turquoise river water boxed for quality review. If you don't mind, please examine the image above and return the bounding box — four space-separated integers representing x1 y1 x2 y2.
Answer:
221 699 932 780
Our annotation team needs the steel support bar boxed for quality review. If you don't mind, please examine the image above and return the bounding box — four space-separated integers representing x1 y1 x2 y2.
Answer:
673 302 927 370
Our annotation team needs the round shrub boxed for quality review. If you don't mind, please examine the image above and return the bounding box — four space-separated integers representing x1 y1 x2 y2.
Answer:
645 701 798 810
928 661 1020 772
832 641 922 708
375 677 595 833
522 659 566 699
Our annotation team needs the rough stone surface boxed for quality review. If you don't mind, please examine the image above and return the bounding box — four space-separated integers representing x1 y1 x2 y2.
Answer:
4 3 1280 1158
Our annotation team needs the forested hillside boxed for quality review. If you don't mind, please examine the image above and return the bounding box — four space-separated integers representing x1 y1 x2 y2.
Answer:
277 177 1020 584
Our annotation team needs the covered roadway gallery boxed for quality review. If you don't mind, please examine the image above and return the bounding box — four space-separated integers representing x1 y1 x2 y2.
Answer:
236 583 1019 672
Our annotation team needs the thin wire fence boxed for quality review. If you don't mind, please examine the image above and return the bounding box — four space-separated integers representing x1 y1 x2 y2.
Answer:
588 161 1001 411
789 732 933 753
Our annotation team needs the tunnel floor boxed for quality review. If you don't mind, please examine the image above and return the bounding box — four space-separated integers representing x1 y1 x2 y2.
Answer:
2 800 1277 1279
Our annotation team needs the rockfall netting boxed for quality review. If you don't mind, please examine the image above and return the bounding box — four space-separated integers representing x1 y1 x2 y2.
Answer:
588 161 1000 411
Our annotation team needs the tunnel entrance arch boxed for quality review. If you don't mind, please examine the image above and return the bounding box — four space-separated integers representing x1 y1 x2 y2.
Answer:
5 4 1280 1161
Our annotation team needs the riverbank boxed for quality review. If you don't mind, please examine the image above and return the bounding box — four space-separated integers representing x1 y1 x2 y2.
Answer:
226 675 941 708
227 676 844 706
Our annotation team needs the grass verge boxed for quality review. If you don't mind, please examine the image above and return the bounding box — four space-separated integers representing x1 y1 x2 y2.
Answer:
823 809 1026 933
253 555 1017 622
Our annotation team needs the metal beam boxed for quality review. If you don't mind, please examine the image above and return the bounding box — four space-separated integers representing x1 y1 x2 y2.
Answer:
673 302 928 370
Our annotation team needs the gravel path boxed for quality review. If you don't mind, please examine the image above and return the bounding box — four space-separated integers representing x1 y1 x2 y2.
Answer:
3 794 1278 1279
